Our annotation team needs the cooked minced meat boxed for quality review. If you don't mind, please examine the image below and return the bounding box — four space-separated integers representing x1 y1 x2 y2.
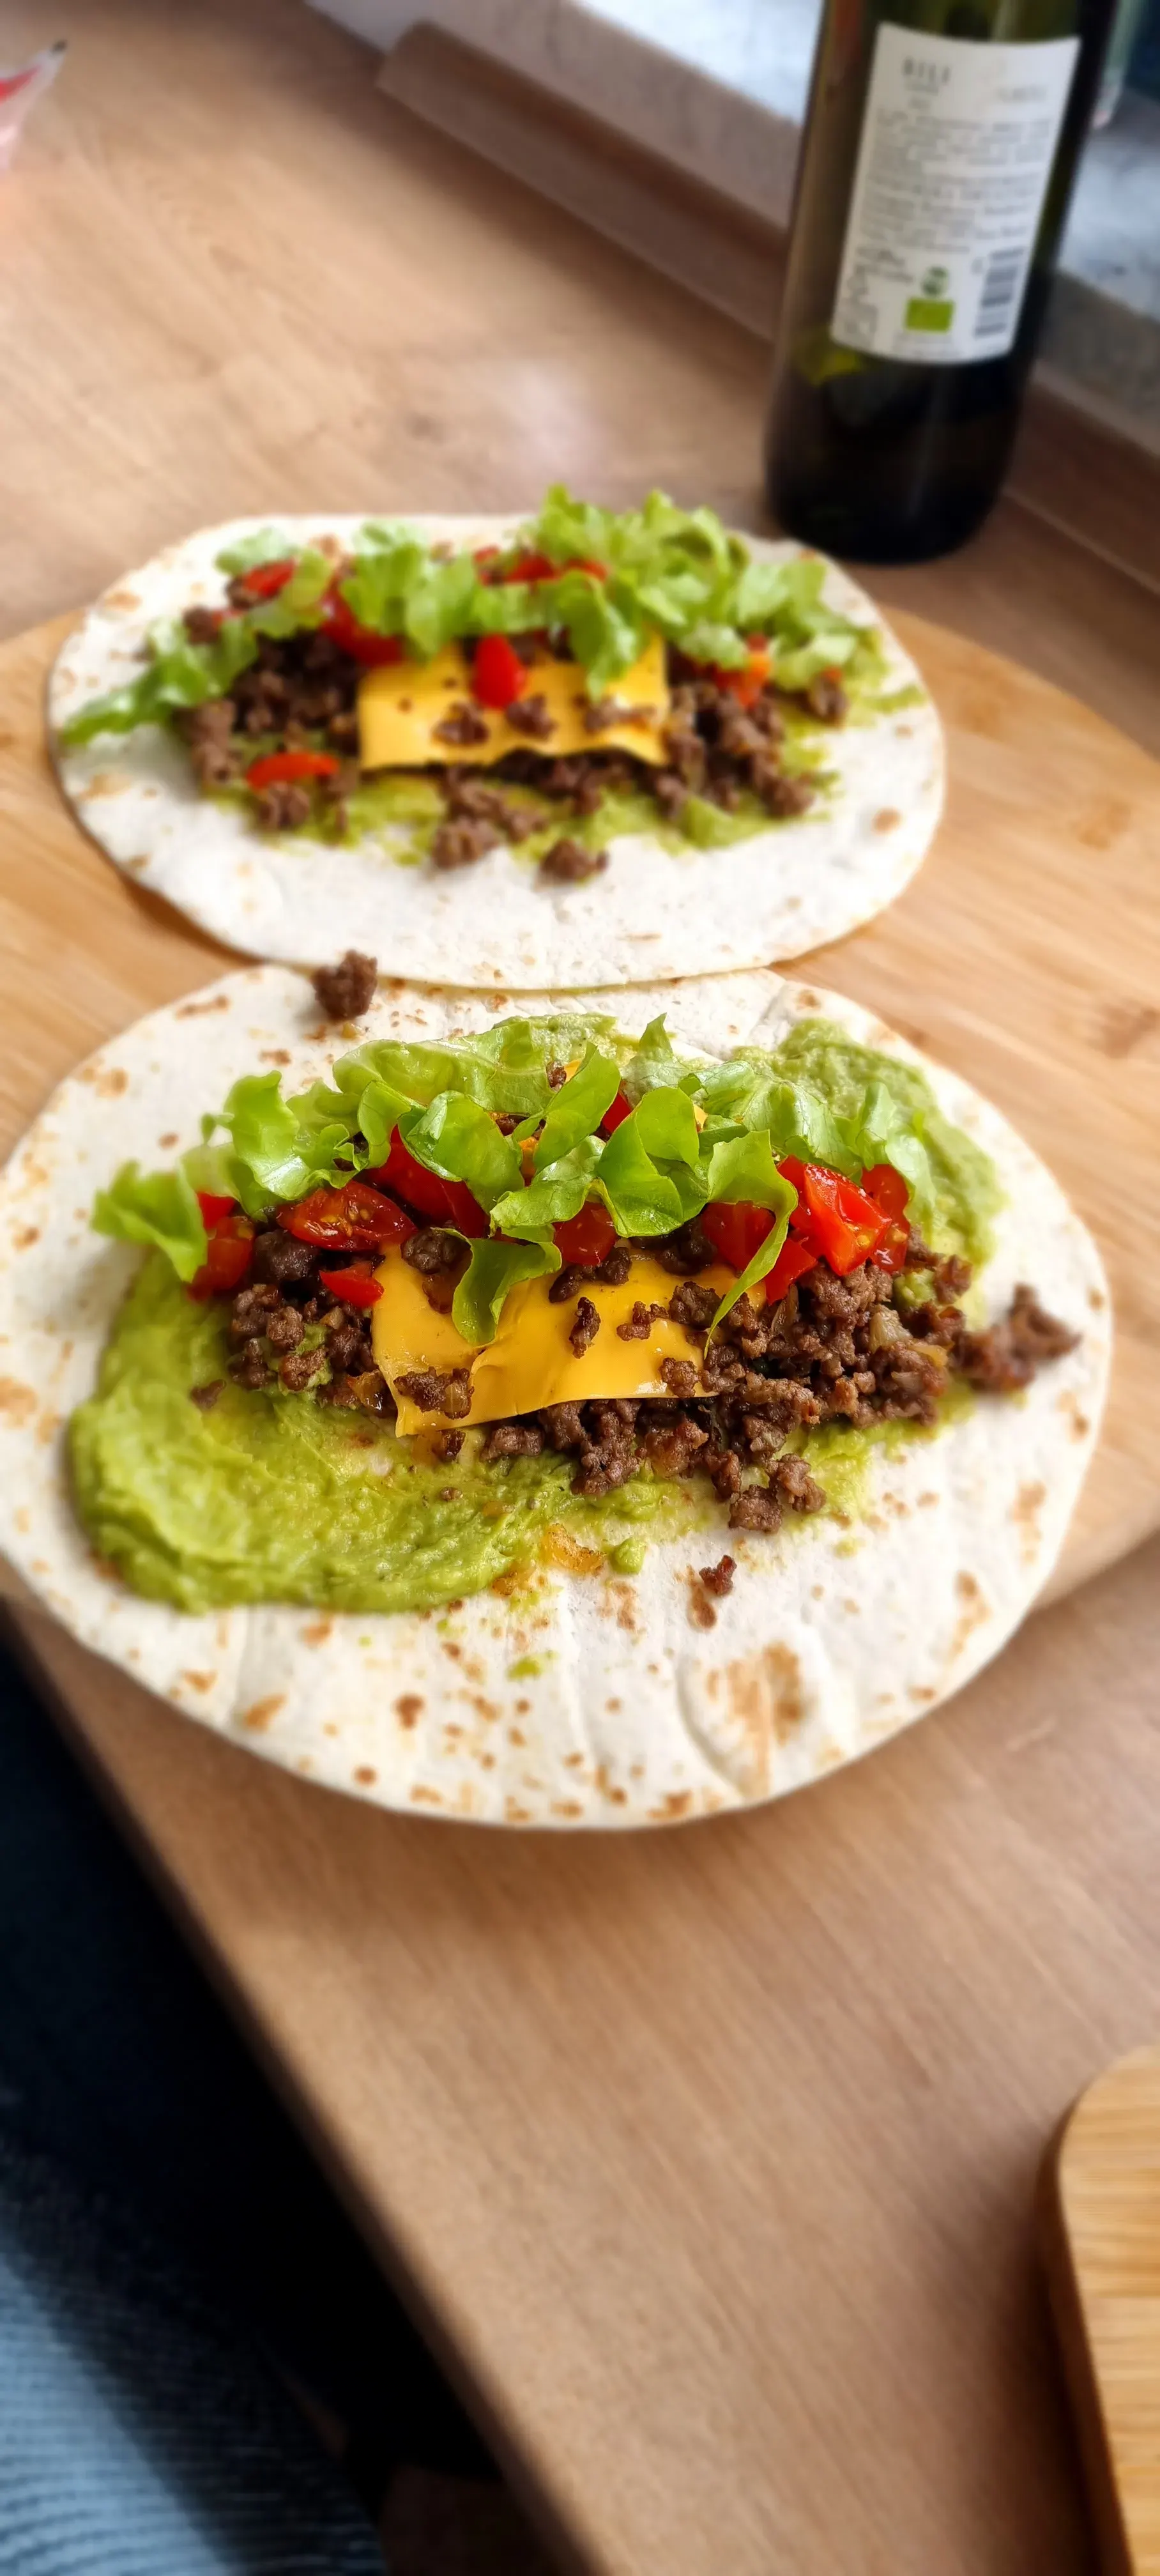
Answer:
311 949 377 1020
568 1296 601 1357
175 627 836 862
395 1366 473 1420
538 838 607 885
698 1553 736 1598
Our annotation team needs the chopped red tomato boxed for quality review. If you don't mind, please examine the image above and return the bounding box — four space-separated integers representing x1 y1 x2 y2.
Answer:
717 639 772 709
322 590 406 666
366 1133 489 1237
599 1089 634 1137
470 634 527 711
236 558 296 599
860 1162 911 1271
277 1181 416 1251
553 1204 616 1268
245 749 339 792
188 1212 254 1300
317 1259 383 1307
480 549 608 586
763 1236 817 1303
701 1199 775 1273
777 1158 889 1276
195 1190 237 1228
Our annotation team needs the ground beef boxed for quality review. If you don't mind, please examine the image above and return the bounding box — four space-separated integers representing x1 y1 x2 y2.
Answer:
480 1422 545 1460
279 1344 327 1392
568 1295 601 1358
506 694 556 742
659 1357 699 1399
698 1554 735 1598
439 772 539 843
616 1300 666 1340
255 779 313 831
729 1487 782 1533
956 1282 1078 1392
667 1277 719 1331
805 672 848 724
189 1379 223 1411
546 1063 569 1089
569 1399 641 1497
183 606 224 647
310 950 377 1020
548 1245 632 1305
324 1314 374 1373
264 1303 304 1354
230 1338 273 1390
395 1366 473 1420
643 1414 708 1477
317 1368 389 1414
402 1227 464 1275
431 816 500 870
652 1220 714 1276
429 1427 464 1462
432 702 489 747
538 838 607 885
229 1282 282 1344
251 1228 318 1292
179 697 241 788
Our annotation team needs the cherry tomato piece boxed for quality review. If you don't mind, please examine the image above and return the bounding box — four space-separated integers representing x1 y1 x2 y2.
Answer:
553 1204 616 1268
235 558 296 599
188 1215 254 1300
701 1199 775 1273
195 1190 237 1227
317 1260 383 1307
470 634 527 711
763 1236 818 1303
322 591 406 666
367 1134 490 1238
777 1160 889 1276
599 1089 634 1137
861 1163 909 1220
246 749 339 792
277 1181 415 1251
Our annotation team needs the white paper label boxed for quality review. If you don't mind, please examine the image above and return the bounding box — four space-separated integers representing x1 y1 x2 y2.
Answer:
831 27 1080 365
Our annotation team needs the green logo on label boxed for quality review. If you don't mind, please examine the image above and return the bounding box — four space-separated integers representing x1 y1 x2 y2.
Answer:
905 296 954 332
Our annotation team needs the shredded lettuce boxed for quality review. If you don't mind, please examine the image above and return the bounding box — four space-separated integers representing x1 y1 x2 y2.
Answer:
61 491 883 744
88 1011 997 1347
452 1236 560 1345
91 1163 208 1284
215 528 296 575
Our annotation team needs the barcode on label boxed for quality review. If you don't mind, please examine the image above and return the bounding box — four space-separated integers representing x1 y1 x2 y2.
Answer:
975 254 1023 337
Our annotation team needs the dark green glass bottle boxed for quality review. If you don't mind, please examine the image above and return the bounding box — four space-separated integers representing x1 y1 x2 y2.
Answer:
765 0 1115 562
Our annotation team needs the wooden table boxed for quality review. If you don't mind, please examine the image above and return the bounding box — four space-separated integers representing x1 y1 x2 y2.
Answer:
4 6 1160 2570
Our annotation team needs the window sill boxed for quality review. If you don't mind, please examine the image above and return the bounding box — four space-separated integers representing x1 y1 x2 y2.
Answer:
314 0 1160 457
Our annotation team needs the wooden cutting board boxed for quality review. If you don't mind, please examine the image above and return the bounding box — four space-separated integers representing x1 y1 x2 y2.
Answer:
1 605 1158 1600
1043 2048 1160 2575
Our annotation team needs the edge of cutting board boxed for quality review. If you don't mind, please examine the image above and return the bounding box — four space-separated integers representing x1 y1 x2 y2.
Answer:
1041 2046 1160 2576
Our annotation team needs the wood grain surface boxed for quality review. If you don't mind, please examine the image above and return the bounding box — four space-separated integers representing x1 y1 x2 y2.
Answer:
1044 2048 1160 2576
3 604 1157 1597
11 1526 1160 2576
4 6 1160 2571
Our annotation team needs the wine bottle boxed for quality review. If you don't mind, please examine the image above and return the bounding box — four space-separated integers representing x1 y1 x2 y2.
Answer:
765 0 1116 562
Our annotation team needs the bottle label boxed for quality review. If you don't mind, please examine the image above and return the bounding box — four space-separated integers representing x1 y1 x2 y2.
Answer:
830 27 1080 365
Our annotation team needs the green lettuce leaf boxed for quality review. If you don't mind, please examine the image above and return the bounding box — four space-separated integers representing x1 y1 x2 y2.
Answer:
340 538 481 657
452 1236 561 1346
697 1132 797 1328
215 528 297 574
399 1093 523 1211
594 1111 685 1237
58 616 260 745
533 1050 620 1170
620 1015 698 1104
245 550 333 640
489 1137 602 1239
91 1162 207 1284
210 1073 353 1213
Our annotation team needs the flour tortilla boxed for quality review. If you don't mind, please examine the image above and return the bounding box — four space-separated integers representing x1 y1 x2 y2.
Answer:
0 965 1106 1828
49 515 943 990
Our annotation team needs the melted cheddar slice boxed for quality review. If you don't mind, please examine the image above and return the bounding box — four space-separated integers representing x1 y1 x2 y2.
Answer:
358 635 669 773
371 1250 733 1435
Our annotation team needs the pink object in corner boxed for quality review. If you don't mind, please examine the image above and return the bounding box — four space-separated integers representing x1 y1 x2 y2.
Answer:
0 40 65 173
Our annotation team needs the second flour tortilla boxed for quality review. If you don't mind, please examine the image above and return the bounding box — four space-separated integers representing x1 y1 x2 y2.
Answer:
49 514 943 989
0 963 1106 1829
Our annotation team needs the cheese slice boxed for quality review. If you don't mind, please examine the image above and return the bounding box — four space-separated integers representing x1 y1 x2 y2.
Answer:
371 1249 733 1435
358 635 670 774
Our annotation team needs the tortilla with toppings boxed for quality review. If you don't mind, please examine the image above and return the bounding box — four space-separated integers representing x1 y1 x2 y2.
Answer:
50 493 942 989
0 963 1106 1828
